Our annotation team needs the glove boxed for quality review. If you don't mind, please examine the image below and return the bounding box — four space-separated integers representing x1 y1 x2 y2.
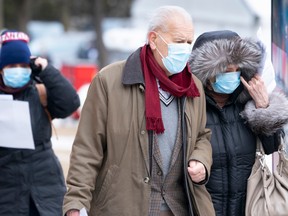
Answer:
30 57 42 76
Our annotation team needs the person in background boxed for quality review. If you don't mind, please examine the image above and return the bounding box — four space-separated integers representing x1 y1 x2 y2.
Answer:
63 5 215 216
189 30 288 216
0 30 80 216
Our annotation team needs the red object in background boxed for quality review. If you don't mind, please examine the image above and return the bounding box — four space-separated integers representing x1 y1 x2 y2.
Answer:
61 64 98 119
61 64 98 91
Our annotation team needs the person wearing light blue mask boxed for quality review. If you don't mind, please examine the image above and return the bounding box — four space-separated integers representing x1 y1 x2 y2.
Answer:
0 30 32 89
154 33 192 74
211 71 241 94
0 30 80 216
189 30 288 216
2 65 32 88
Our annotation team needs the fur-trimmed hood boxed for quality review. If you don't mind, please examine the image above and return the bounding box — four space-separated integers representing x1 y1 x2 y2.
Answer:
189 30 265 103
190 37 264 85
189 30 288 136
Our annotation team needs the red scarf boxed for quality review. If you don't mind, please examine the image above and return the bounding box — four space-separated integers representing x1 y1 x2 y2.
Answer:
140 44 200 134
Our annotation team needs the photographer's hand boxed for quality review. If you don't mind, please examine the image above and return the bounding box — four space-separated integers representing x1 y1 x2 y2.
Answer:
30 56 48 76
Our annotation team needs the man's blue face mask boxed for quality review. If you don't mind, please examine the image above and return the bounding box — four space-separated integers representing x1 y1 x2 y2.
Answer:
155 33 192 74
211 71 241 94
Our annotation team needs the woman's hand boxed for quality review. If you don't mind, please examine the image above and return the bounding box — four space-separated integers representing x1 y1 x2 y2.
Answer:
240 74 269 108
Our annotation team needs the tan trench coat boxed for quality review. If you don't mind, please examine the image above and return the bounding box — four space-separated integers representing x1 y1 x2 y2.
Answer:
63 49 215 216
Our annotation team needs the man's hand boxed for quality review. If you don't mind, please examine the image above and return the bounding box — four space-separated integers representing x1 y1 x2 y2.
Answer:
187 160 206 183
66 209 80 216
240 74 269 108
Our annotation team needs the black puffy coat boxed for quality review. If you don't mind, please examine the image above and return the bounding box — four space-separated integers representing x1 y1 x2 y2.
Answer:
205 90 281 216
0 64 80 216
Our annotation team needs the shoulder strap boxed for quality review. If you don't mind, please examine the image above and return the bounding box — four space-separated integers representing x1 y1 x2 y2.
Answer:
35 83 58 139
35 83 48 107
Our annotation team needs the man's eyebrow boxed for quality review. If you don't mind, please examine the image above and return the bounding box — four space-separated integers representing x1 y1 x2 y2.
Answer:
171 31 193 39
171 34 193 43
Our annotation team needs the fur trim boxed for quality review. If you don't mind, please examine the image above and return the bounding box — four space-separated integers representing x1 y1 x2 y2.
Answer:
190 38 235 85
233 38 265 81
189 37 264 103
189 38 265 96
189 37 263 85
240 91 288 136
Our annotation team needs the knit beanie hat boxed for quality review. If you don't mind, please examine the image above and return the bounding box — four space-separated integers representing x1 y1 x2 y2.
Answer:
0 30 31 69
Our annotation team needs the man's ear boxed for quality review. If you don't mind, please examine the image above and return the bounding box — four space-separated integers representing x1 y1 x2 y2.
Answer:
148 31 157 50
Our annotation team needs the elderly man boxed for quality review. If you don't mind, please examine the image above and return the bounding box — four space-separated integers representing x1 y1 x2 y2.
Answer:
63 5 215 216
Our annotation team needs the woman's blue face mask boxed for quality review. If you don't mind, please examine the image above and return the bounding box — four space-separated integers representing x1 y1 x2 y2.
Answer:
211 71 241 94
3 67 32 88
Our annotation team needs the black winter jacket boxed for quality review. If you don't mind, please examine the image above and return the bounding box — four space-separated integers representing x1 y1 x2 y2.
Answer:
205 89 281 216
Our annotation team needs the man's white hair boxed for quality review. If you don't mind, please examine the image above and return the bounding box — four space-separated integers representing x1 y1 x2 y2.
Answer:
147 5 192 35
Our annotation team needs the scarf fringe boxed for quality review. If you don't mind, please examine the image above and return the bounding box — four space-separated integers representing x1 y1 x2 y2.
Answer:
146 117 165 134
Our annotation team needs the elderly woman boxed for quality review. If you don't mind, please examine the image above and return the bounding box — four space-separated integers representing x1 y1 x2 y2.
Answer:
189 30 288 216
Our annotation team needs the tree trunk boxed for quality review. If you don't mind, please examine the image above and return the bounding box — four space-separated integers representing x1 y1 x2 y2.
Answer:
0 0 4 30
94 0 108 69
61 0 70 32
18 0 32 32
107 0 133 17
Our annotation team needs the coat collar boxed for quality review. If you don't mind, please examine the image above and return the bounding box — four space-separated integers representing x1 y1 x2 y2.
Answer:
122 47 145 86
206 84 246 108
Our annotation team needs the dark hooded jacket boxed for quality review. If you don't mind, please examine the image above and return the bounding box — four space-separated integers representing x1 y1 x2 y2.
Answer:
0 64 80 216
189 30 288 216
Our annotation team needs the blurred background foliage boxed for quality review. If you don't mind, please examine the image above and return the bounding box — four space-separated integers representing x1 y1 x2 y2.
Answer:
0 0 134 30
0 0 134 68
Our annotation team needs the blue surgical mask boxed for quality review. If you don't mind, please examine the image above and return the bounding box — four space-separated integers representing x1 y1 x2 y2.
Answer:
3 67 32 88
156 34 192 74
211 71 241 94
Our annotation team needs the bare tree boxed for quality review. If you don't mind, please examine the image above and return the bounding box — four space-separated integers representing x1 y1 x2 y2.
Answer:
106 0 133 17
92 0 135 68
0 0 4 30
94 0 108 69
17 0 32 32
60 0 70 31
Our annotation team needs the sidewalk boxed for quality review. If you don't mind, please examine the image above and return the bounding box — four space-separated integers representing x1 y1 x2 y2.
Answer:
51 118 78 179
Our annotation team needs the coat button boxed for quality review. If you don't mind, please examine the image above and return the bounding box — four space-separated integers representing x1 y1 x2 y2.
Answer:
144 177 150 183
157 171 162 176
141 130 146 135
